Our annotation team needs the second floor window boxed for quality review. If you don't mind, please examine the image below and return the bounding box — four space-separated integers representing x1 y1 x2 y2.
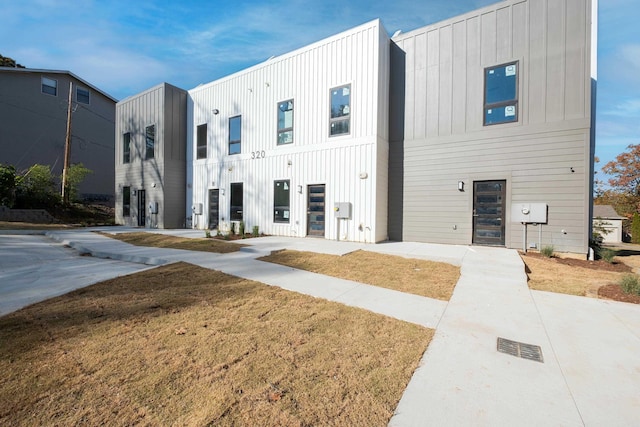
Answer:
484 62 518 125
123 132 131 163
145 125 155 160
229 116 241 155
277 100 293 145
330 84 350 136
197 124 207 159
77 87 90 104
41 77 57 96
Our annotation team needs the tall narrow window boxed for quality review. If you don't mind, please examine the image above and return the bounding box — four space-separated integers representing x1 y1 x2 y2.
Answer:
274 180 290 223
145 124 155 160
123 186 131 217
76 87 90 104
484 62 518 125
230 183 243 221
41 77 57 96
229 116 241 155
197 124 207 159
123 132 131 164
277 100 294 145
330 84 351 136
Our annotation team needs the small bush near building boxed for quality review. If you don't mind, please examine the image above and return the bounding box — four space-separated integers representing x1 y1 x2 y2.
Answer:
619 274 640 296
597 248 616 263
540 245 555 258
252 225 260 237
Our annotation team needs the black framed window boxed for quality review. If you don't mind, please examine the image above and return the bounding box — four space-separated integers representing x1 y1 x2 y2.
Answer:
197 124 207 159
484 62 518 125
145 124 155 160
330 84 350 136
41 77 57 96
277 100 293 145
274 180 290 223
123 132 131 163
230 182 243 221
76 87 90 104
123 186 131 217
229 116 241 155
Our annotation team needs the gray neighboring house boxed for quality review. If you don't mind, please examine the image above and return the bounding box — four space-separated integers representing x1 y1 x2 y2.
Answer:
0 67 117 201
114 83 187 229
593 205 625 244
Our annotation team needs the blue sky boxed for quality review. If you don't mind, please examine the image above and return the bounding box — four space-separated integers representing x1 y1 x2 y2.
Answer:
0 0 638 173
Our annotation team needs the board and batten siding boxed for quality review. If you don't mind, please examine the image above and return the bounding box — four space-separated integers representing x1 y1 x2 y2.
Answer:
115 83 186 228
187 20 390 242
390 0 594 253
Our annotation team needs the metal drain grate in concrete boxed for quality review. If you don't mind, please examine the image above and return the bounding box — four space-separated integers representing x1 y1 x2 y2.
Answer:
497 337 544 363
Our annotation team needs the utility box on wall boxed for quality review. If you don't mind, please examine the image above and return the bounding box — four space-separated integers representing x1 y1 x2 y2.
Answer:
192 203 203 215
334 202 352 219
511 203 548 223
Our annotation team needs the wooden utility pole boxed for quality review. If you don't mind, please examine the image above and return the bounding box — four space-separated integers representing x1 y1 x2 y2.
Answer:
61 81 73 204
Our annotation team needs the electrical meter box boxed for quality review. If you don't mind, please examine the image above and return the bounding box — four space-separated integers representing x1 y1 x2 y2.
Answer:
334 202 352 219
511 203 548 223
148 201 158 214
192 203 203 215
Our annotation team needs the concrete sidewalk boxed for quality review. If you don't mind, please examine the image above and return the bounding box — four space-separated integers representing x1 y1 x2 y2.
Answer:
14 229 640 425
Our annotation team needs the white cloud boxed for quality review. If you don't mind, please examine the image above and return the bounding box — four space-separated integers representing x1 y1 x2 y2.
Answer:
601 98 640 118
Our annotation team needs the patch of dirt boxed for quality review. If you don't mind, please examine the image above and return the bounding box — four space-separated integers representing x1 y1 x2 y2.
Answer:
598 284 640 304
520 251 632 273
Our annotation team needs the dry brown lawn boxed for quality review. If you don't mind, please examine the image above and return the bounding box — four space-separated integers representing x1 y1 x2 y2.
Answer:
522 254 626 296
0 262 432 426
259 249 460 300
102 231 245 253
0 221 73 230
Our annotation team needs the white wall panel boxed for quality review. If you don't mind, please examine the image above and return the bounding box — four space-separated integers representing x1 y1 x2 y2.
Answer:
187 20 389 242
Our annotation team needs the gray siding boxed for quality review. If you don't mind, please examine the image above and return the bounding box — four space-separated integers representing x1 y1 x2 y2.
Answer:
0 70 115 199
391 0 594 253
115 83 186 228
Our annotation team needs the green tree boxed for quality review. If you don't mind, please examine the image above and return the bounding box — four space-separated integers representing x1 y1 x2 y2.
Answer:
632 213 640 244
0 164 17 207
63 163 93 203
16 164 59 208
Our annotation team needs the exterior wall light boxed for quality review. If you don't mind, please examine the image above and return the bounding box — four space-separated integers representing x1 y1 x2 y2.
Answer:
458 181 465 192
297 185 303 194
212 109 219 115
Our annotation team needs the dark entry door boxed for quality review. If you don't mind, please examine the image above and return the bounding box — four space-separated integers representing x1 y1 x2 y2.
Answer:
307 185 325 237
208 189 219 229
473 180 506 246
137 189 146 227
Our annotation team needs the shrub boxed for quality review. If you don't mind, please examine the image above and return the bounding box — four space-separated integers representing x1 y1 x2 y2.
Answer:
230 222 236 235
632 213 640 244
619 274 640 296
239 221 245 238
252 225 259 237
598 248 616 263
540 245 554 258
204 229 211 238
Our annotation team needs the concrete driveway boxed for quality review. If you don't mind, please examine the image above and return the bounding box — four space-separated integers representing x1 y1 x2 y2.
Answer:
0 232 149 316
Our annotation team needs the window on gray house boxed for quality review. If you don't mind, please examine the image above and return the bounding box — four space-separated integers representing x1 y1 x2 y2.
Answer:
484 62 518 125
77 87 90 104
277 100 293 145
41 77 57 96
123 186 131 217
145 125 155 160
197 124 207 159
123 132 131 163
274 180 290 223
230 183 243 221
229 116 241 155
330 84 350 136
